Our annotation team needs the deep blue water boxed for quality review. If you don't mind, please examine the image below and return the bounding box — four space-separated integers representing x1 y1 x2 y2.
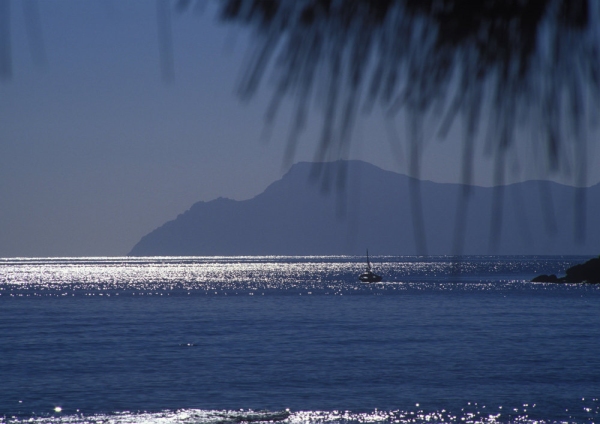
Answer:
1 256 599 423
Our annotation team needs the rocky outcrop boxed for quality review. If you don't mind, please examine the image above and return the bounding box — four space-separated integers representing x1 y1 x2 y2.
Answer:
562 256 600 283
532 256 600 283
531 274 560 283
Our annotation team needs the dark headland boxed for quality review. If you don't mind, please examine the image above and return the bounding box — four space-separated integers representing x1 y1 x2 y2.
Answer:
532 256 600 284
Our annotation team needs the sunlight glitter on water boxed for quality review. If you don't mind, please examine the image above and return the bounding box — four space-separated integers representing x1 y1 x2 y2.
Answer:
0 256 595 297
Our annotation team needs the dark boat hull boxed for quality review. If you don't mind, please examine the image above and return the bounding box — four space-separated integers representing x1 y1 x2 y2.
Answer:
359 271 382 283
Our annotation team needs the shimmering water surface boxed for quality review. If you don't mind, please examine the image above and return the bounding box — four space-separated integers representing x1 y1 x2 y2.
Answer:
1 256 599 423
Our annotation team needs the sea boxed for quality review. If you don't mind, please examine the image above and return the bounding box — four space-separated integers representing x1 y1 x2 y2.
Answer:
1 255 599 424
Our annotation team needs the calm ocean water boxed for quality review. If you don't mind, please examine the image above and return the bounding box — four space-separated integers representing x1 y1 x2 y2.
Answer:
1 255 599 424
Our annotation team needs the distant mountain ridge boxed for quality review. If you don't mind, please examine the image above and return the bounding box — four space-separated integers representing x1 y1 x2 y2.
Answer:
129 160 600 256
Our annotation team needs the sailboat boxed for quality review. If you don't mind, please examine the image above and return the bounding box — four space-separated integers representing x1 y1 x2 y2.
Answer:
358 249 382 283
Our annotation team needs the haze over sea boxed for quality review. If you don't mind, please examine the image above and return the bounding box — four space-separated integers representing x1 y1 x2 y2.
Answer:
1 255 599 424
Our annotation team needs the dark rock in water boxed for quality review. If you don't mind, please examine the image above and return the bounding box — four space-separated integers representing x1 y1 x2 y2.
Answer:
531 274 559 283
532 256 600 283
563 256 600 283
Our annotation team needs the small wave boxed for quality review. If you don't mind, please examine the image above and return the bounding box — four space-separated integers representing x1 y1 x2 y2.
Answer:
3 406 597 424
1 409 290 424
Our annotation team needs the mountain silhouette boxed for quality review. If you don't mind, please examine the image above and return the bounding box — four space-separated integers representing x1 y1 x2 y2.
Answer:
129 160 599 256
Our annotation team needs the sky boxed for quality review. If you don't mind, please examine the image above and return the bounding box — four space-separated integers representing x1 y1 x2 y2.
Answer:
1 0 599 257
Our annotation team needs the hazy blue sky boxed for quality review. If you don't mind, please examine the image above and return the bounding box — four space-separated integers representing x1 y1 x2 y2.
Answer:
1 1 598 257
